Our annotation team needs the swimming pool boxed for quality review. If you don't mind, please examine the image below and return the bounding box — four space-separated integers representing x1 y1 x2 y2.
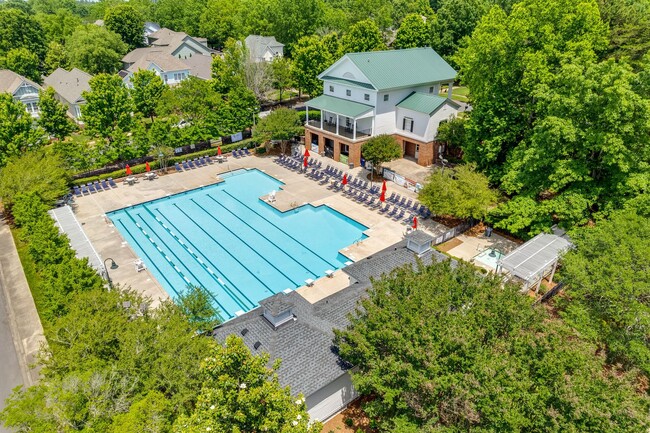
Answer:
474 248 504 269
108 169 367 320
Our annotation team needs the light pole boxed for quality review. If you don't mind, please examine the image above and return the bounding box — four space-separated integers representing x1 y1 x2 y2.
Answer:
103 258 118 290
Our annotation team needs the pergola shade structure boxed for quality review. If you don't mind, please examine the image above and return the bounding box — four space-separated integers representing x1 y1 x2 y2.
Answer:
496 233 573 292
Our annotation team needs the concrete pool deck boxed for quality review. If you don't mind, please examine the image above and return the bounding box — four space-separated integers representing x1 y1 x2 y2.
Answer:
71 152 448 307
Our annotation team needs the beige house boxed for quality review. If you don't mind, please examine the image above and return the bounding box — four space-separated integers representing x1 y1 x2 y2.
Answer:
0 69 42 118
43 68 92 120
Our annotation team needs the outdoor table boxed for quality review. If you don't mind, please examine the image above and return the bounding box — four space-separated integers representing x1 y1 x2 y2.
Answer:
144 172 156 180
126 176 136 185
216 155 226 163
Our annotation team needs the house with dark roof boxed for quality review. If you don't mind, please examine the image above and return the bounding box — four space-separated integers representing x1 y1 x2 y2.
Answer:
0 69 42 118
304 47 460 167
213 232 448 422
43 68 92 120
245 35 284 62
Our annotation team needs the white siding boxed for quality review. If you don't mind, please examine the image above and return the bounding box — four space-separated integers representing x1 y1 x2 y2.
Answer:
322 58 372 87
396 107 431 138
306 373 358 423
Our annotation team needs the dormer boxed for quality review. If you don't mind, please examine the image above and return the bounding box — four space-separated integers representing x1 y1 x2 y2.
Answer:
259 292 295 329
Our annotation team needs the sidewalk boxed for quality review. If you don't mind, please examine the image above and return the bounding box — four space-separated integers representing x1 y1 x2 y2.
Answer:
0 220 45 388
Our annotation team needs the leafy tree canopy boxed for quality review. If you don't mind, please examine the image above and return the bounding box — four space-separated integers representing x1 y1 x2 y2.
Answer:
339 19 386 54
393 13 432 49
419 163 499 220
130 69 165 120
173 335 321 433
559 209 650 375
81 73 134 143
175 284 222 334
5 48 41 83
334 260 650 432
0 93 45 167
430 0 491 60
38 87 76 139
361 134 402 173
65 24 128 74
292 35 336 96
104 3 145 50
253 107 302 143
44 40 68 73
0 8 46 60
35 8 81 44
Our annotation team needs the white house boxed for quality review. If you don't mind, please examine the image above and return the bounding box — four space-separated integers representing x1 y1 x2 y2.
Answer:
0 69 42 118
121 51 191 87
304 47 460 167
245 35 284 62
43 67 92 121
146 28 214 59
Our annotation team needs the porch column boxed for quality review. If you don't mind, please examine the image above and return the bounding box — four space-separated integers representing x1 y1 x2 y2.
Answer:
447 81 454 99
305 109 309 124
371 117 375 136
336 114 340 135
320 111 323 129
353 120 357 140
548 260 559 285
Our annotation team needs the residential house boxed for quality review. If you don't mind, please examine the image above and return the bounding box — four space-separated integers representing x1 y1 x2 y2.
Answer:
0 69 42 117
121 27 216 85
43 67 92 121
245 35 284 62
213 232 447 423
304 47 460 167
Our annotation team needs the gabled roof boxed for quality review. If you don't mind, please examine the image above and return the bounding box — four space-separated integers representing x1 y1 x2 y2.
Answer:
396 92 459 115
321 76 375 90
245 35 284 59
126 51 190 74
146 28 214 55
322 47 457 91
43 68 92 104
0 69 42 95
181 54 213 80
305 94 373 118
212 240 450 399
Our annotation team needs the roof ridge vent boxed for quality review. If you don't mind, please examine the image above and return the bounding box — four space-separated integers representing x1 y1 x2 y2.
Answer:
259 292 295 330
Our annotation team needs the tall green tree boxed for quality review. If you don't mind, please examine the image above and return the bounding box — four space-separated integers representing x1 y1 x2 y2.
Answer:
0 94 45 167
291 35 335 96
173 335 321 433
267 0 323 50
175 284 222 334
199 0 246 48
81 73 134 143
559 210 650 375
130 69 165 120
598 0 650 65
361 134 402 175
104 3 145 50
158 76 221 124
430 0 491 59
271 56 294 102
334 260 650 432
35 9 81 44
38 87 75 139
419 163 498 220
253 107 302 153
339 19 386 54
65 24 128 74
0 8 46 60
44 40 68 74
393 13 432 49
4 48 41 83
153 0 206 36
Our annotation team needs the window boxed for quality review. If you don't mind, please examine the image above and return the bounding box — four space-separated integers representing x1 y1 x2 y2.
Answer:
25 102 39 115
383 94 389 102
164 74 168 83
402 117 414 132
346 89 351 96
364 93 370 101
429 86 434 93
340 143 349 155
329 85 334 92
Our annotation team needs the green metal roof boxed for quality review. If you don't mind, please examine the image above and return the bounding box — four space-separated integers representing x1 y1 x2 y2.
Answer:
396 92 452 115
345 47 457 91
320 76 375 90
305 94 373 118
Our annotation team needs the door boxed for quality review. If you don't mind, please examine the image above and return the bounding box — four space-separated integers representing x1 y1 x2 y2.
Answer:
306 373 358 423
415 144 419 159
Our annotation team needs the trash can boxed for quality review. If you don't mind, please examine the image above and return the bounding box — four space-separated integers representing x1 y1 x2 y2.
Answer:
485 226 493 237
348 163 355 169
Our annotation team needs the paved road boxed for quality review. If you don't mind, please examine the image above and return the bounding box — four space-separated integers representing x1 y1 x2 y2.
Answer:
0 274 23 433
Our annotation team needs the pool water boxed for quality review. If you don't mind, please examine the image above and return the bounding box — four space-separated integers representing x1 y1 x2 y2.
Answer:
108 169 367 320
474 248 504 269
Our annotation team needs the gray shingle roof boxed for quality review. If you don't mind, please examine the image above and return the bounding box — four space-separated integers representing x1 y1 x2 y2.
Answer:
405 230 434 245
0 69 41 95
43 68 92 104
126 51 190 73
245 35 284 60
212 239 450 398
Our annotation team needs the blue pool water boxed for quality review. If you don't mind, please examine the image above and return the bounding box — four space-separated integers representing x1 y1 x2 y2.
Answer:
474 248 504 269
108 169 367 320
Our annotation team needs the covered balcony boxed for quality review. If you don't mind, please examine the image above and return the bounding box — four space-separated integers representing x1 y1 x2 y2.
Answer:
305 95 374 141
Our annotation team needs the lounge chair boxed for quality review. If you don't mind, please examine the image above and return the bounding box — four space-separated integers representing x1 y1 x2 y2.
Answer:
403 213 415 224
387 207 399 218
370 199 382 209
195 158 204 167
108 178 117 188
101 180 110 190
378 204 391 214
197 157 206 166
182 161 190 170
403 199 412 209
94 180 103 191
205 155 213 164
319 176 331 185
411 202 421 212
87 183 97 193
232 149 240 158
333 183 345 192
397 197 407 207
81 185 89 195
386 192 396 203
392 209 405 221
73 186 82 197
175 162 183 172
243 148 251 156
366 197 376 207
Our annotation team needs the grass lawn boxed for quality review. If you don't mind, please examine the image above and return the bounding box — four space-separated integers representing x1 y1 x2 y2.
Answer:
266 88 300 102
440 86 470 103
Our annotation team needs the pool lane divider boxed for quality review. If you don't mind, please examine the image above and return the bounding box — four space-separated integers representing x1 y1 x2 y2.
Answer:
187 197 301 287
147 205 255 310
171 203 281 297
221 190 341 269
203 194 318 279
126 208 235 318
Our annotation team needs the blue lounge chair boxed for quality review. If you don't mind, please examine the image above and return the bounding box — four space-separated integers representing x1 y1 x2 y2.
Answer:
386 207 398 218
403 199 412 209
392 209 405 221
93 180 103 191
194 158 202 167
175 162 183 172
87 183 97 193
108 178 117 188
386 192 396 203
232 149 240 158
244 148 251 156
188 160 196 169
366 197 376 207
397 197 407 208
403 213 415 224
101 180 110 190
73 186 82 197
319 176 330 185
378 204 391 214
81 185 89 195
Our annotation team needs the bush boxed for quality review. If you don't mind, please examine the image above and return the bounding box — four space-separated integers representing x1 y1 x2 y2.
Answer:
298 110 320 123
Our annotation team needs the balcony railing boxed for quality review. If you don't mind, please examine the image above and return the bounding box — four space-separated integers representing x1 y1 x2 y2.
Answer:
306 120 372 140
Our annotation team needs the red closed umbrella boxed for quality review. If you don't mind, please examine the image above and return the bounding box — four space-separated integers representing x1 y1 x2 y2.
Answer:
145 161 151 172
342 173 348 185
412 216 418 229
125 164 132 176
217 146 222 156
381 179 387 192
303 155 308 168
304 148 310 157
379 190 386 202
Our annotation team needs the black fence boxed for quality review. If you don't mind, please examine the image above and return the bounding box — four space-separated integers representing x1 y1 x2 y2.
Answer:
534 281 565 305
